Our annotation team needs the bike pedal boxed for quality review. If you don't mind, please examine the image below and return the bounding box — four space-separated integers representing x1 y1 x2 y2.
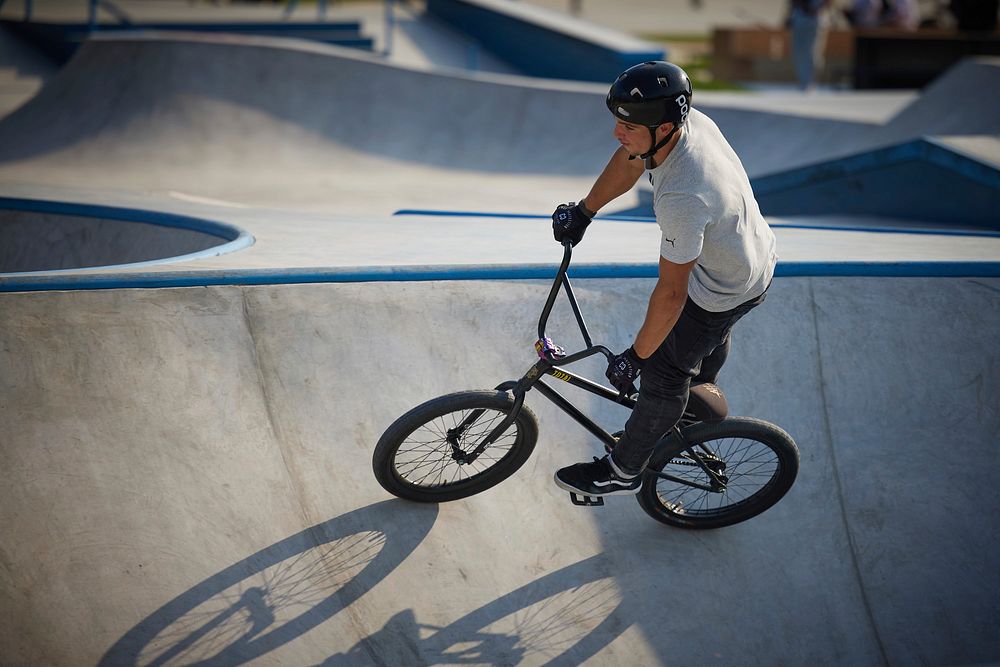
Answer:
569 493 604 507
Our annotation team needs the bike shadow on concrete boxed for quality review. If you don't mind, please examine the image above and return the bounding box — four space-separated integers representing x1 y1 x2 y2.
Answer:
96 497 645 666
97 500 438 666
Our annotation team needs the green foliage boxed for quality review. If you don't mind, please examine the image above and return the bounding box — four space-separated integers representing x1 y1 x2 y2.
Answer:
640 35 747 91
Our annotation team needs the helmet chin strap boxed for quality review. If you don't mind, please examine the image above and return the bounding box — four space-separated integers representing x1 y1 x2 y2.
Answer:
628 125 680 169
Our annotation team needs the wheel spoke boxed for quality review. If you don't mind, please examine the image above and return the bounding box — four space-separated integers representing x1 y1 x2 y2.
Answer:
393 407 519 489
373 392 539 503
654 434 782 519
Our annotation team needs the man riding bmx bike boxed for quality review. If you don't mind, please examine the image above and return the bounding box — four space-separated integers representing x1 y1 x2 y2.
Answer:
551 61 778 498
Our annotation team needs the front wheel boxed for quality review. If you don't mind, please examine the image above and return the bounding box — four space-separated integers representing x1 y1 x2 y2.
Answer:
637 417 799 529
373 391 539 502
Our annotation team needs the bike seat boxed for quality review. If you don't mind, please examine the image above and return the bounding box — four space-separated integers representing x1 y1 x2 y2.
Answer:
686 383 728 422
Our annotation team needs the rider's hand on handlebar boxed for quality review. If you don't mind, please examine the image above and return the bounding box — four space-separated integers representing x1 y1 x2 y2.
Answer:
606 346 645 397
551 201 594 246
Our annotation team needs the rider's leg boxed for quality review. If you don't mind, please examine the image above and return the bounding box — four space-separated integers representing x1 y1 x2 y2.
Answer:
694 332 731 385
554 291 767 496
611 293 766 475
610 306 721 475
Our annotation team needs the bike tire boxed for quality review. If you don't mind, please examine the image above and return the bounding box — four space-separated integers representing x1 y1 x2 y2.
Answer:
637 417 799 529
373 390 539 503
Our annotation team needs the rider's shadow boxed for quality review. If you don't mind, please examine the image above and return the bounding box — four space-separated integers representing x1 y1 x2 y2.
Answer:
316 609 526 666
98 500 437 666
317 553 629 666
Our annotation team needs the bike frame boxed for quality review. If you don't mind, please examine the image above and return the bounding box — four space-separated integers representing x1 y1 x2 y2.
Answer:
451 242 724 495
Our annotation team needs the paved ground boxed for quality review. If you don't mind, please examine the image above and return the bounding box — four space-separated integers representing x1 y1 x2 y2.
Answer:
1 4 999 666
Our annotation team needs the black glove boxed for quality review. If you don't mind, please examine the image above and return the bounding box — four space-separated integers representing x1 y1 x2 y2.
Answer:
552 201 594 246
606 346 645 396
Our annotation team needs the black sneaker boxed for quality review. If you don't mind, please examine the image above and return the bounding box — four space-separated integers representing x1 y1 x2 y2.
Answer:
554 455 641 496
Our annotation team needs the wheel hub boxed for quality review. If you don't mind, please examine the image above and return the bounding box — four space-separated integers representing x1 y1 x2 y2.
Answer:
447 428 472 464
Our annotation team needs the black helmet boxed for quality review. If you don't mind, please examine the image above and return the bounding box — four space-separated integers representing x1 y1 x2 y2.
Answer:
606 61 693 128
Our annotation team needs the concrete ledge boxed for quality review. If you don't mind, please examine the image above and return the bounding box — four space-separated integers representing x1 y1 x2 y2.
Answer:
426 0 664 82
3 260 999 293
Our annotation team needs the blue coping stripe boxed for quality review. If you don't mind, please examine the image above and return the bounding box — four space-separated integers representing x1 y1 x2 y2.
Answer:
392 209 1000 238
2 261 999 293
1 197 247 238
0 196 255 273
3 202 997 292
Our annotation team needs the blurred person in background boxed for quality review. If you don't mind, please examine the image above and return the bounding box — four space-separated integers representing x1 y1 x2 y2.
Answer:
882 0 921 28
788 0 832 90
844 0 882 26
845 0 920 29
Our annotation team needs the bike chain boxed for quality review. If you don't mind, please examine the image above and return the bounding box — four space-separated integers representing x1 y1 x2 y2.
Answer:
671 454 724 468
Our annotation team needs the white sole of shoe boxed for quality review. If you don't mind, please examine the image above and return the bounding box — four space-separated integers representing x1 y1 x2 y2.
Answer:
553 473 640 497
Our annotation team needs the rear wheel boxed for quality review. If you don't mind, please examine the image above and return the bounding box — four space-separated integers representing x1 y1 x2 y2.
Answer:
373 391 539 502
637 418 798 529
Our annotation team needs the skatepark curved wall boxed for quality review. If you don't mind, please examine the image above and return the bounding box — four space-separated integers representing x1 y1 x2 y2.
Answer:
1 275 997 665
0 34 619 177
7 32 987 216
426 0 665 82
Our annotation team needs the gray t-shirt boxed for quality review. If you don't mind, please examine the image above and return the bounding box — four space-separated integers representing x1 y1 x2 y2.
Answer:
649 108 777 312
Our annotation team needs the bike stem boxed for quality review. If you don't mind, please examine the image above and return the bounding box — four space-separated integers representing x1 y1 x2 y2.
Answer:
536 242 573 341
538 241 597 352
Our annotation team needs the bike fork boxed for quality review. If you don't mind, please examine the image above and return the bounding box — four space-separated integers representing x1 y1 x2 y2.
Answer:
448 380 527 463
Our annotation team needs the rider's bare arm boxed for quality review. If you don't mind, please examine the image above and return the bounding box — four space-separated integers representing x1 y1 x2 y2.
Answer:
580 147 645 213
633 255 697 359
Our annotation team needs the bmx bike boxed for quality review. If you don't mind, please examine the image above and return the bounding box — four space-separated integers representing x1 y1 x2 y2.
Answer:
373 242 799 529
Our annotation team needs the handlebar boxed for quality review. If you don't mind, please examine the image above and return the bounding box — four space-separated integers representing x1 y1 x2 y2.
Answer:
536 241 613 365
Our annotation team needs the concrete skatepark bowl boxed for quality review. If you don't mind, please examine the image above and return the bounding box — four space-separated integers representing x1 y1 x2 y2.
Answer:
0 199 253 273
0 13 998 667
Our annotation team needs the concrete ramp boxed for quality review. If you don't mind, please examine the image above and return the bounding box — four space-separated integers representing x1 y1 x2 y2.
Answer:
2 275 998 665
2 35 995 213
733 59 1000 225
0 23 56 118
875 57 1000 148
0 33 619 214
0 33 615 175
753 135 1000 227
0 33 925 214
